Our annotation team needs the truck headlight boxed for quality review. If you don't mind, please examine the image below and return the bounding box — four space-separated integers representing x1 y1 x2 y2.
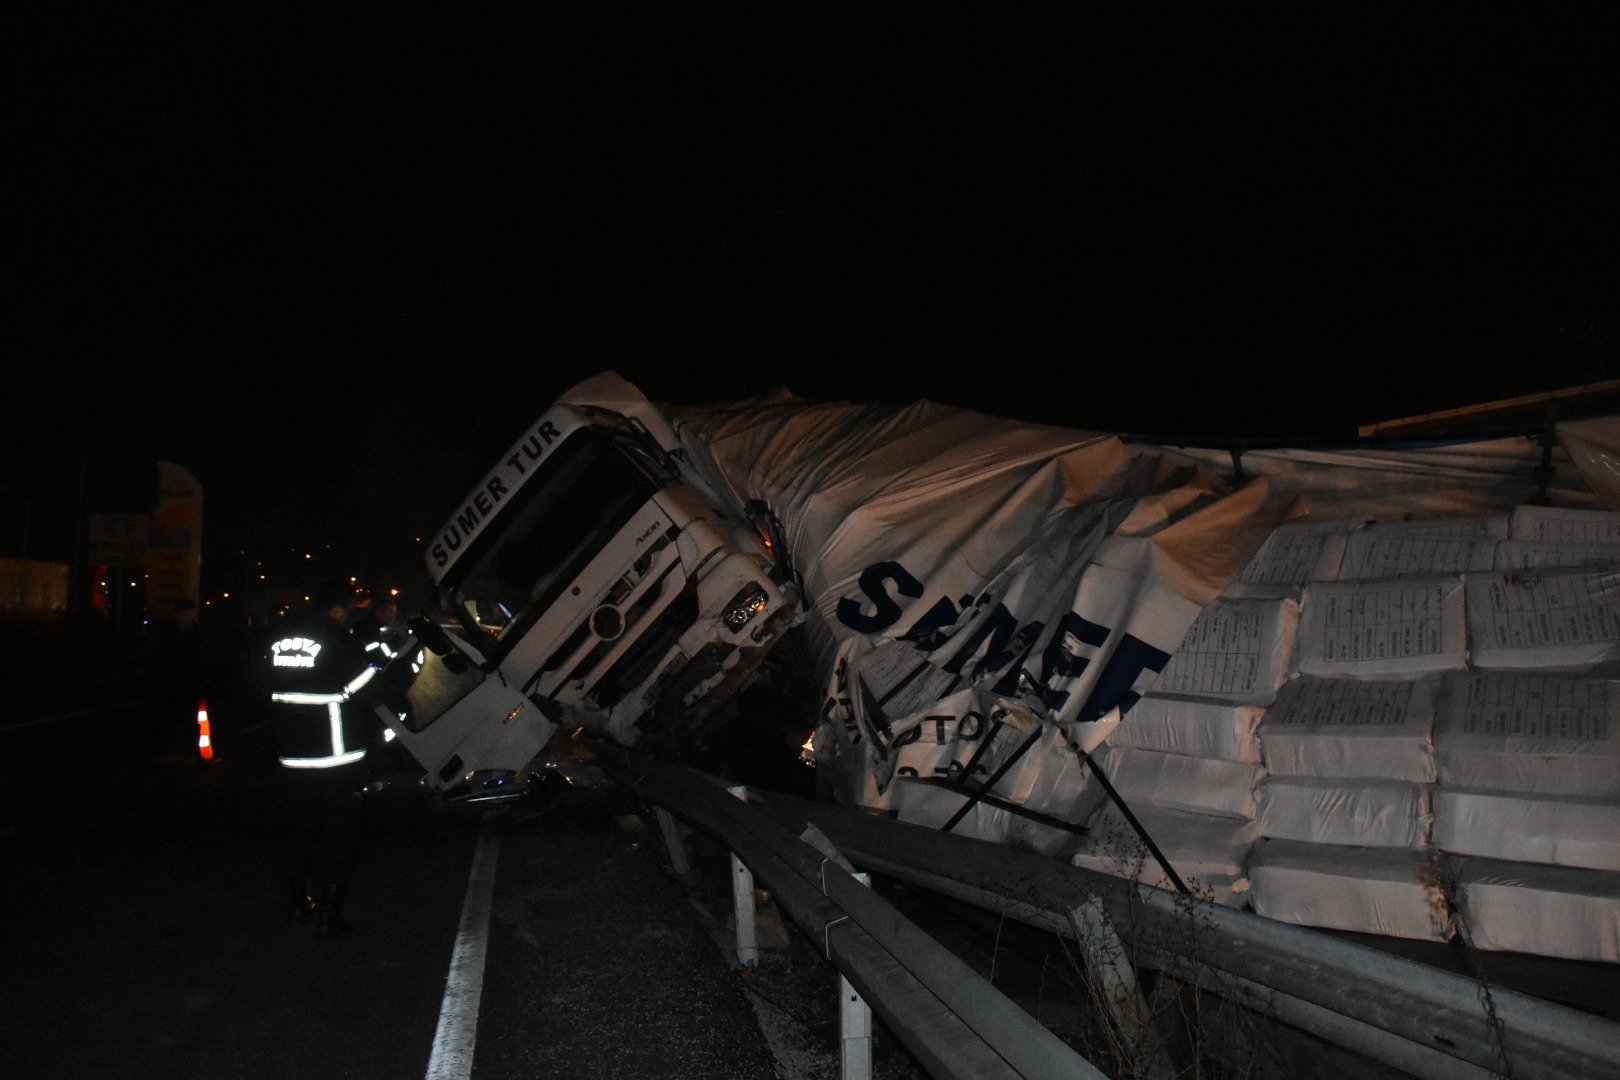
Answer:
723 584 770 631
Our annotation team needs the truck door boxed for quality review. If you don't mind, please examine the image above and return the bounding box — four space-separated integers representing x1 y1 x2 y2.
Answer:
370 617 557 801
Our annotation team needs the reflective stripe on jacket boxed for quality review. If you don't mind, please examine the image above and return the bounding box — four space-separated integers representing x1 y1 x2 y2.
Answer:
265 611 379 770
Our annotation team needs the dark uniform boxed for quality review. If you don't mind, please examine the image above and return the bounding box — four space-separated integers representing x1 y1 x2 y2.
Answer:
350 596 407 668
349 595 422 779
264 587 383 937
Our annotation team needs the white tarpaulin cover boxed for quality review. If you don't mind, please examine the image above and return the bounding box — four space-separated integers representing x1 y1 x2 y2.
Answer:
673 389 1277 817
653 376 1620 959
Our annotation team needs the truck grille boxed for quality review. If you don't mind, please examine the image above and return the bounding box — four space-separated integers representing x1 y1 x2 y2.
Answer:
567 570 675 685
587 582 700 710
528 530 690 711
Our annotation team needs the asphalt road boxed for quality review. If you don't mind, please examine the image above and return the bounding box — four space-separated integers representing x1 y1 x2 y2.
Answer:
0 661 932 1080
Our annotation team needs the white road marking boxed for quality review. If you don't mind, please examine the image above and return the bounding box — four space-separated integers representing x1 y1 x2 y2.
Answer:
425 828 501 1080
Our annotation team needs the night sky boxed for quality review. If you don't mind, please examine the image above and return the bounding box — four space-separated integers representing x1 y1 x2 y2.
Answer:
9 8 1617 603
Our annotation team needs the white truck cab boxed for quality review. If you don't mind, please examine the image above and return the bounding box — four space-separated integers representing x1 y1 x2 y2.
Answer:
373 373 802 799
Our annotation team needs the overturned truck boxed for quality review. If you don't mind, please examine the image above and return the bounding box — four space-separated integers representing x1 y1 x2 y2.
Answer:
373 372 803 798
379 371 1620 971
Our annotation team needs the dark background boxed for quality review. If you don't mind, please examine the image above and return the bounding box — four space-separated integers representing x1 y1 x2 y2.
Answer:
8 6 1617 605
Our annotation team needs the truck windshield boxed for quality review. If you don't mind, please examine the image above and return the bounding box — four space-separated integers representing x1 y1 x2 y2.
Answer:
444 428 660 651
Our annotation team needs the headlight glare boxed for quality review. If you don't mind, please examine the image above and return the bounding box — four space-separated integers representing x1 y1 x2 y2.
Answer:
723 584 770 630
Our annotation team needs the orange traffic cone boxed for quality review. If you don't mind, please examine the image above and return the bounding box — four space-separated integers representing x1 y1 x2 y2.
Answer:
197 698 214 761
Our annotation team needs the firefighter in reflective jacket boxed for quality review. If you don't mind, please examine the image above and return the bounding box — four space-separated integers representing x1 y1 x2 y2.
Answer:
265 578 382 937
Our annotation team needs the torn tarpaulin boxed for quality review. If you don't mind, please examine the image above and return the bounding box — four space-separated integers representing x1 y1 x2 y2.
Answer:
663 379 1620 956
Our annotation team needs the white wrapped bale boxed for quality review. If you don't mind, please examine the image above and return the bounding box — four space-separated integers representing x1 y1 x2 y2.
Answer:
1231 519 1351 591
1337 530 1498 582
1431 787 1620 872
1259 676 1438 783
1465 569 1620 671
1509 504 1620 545
1072 800 1259 907
1256 778 1431 850
1452 856 1620 963
1433 671 1620 797
1106 695 1264 764
1294 577 1468 678
1248 839 1454 942
1494 539 1620 572
1362 514 1510 540
1090 745 1263 820
1150 596 1299 705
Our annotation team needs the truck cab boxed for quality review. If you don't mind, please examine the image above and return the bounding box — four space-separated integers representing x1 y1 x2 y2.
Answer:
372 373 802 799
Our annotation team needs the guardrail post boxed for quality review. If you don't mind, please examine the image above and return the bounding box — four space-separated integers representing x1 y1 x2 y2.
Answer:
601 758 1114 1080
840 871 873 1080
1065 898 1176 1080
728 785 759 967
653 806 689 876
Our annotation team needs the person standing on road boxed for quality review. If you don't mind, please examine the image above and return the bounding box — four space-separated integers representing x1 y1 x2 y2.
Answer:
346 589 424 784
264 578 384 938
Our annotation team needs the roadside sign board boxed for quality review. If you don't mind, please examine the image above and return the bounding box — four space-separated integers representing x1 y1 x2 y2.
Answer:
86 512 150 565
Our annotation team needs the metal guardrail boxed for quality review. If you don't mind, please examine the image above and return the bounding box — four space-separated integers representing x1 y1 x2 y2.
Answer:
740 785 1620 1080
600 752 1108 1080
